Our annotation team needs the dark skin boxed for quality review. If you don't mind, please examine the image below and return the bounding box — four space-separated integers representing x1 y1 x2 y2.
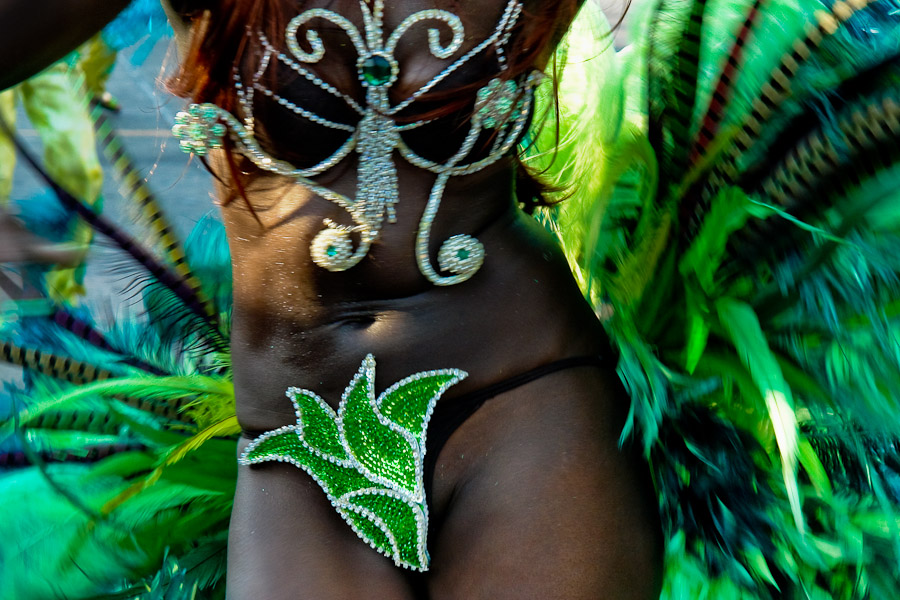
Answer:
223 175 662 596
0 1 663 597
220 1 661 597
0 0 131 91
224 167 661 599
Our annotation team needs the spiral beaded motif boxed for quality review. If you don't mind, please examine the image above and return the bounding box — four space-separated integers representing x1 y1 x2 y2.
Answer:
176 0 535 286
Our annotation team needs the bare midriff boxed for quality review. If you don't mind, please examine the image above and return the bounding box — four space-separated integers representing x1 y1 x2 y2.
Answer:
217 157 608 431
189 0 608 430
184 3 662 596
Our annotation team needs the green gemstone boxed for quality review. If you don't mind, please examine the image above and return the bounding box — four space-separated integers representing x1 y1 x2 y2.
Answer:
326 245 338 257
456 249 470 261
361 54 393 86
188 124 205 139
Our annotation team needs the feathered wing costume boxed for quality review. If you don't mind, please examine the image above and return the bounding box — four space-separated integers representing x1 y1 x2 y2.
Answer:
2 0 900 598
0 145 236 598
535 0 900 597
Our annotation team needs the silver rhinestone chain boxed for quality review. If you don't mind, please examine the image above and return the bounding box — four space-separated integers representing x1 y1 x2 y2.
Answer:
208 0 530 285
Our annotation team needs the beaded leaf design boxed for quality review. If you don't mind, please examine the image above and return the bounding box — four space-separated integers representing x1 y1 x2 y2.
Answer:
239 355 467 571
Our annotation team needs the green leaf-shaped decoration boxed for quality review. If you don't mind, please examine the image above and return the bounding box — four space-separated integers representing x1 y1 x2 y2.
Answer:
238 355 467 571
340 363 419 496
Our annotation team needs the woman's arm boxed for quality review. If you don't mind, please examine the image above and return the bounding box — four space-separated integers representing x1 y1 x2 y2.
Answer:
0 0 131 91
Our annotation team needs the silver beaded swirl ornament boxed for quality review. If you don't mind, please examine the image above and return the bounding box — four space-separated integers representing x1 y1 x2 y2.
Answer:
176 0 537 286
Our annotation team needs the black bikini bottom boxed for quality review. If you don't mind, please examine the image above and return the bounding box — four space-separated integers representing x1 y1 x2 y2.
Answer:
423 354 611 502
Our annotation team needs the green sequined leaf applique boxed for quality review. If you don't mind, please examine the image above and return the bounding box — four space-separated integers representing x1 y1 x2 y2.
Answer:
340 360 420 496
379 372 462 441
339 489 428 567
293 389 346 459
240 427 371 498
341 506 395 558
238 355 467 571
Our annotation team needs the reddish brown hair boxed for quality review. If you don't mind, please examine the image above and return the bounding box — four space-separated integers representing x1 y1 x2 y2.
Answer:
168 0 589 209
170 1 582 101
169 0 286 109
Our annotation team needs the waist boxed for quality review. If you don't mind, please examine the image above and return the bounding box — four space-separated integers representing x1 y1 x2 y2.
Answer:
229 212 609 432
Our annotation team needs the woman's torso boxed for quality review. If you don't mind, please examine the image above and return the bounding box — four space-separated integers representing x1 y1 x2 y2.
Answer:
223 169 609 431
173 1 663 596
192 0 610 428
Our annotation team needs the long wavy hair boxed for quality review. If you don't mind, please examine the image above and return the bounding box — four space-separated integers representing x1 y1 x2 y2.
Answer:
167 0 589 209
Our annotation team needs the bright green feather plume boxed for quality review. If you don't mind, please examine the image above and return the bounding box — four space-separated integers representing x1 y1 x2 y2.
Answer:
534 0 900 596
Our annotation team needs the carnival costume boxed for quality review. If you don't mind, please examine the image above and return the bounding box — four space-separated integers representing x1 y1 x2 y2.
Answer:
3 0 900 598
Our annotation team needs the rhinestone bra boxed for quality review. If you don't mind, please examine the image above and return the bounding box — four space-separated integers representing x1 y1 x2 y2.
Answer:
174 0 538 286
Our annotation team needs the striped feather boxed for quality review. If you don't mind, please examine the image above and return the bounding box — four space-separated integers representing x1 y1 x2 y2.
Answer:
730 94 900 267
25 407 119 435
1 439 147 467
0 340 116 385
0 339 191 422
89 100 217 322
0 121 228 351
759 97 900 206
682 0 882 239
705 0 878 191
688 0 768 164
47 307 167 375
645 0 680 175
664 0 709 180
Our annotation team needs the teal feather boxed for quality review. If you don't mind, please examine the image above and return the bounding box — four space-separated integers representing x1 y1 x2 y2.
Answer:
183 214 232 322
0 191 235 599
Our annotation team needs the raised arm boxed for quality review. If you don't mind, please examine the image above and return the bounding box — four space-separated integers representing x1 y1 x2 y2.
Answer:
0 0 131 91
